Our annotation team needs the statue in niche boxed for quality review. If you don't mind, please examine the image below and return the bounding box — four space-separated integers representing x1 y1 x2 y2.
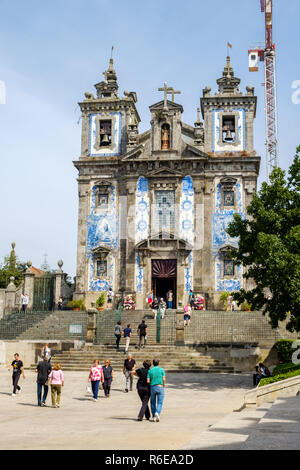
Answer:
161 124 170 150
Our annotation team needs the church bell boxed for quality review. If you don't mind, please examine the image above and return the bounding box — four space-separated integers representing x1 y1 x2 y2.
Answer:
101 133 110 145
224 129 233 142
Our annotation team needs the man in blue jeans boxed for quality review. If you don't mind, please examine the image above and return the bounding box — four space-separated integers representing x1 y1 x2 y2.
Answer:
147 359 166 422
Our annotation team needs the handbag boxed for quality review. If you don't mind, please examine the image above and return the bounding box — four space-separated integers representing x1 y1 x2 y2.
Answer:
86 383 92 394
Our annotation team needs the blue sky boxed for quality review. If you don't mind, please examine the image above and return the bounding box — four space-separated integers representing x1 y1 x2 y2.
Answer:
0 0 299 277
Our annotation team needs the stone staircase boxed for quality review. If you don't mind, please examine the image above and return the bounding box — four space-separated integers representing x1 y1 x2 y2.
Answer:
0 311 52 340
15 311 88 341
45 344 235 373
183 395 300 450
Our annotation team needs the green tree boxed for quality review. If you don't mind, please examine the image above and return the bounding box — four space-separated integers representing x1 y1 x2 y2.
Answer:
227 147 300 331
0 248 27 288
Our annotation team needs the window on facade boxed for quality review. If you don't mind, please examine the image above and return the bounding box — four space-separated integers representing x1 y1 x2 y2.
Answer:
99 120 112 147
96 193 108 208
154 190 175 231
224 259 234 277
223 190 234 207
96 259 107 277
222 116 236 143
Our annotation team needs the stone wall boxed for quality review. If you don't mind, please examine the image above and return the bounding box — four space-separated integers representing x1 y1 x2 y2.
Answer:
0 290 5 320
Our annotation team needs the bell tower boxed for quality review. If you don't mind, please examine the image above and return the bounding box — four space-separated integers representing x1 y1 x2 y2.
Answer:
200 56 257 155
78 57 140 159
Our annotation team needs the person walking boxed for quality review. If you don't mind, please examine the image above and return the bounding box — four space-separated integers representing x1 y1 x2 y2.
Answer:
166 290 173 309
103 359 114 397
159 298 166 319
57 296 63 310
151 297 159 320
107 288 114 309
188 289 195 310
114 320 122 350
132 359 152 421
123 353 136 392
183 304 192 327
36 354 52 406
137 319 148 349
42 343 51 362
123 324 132 354
146 290 153 310
48 363 64 408
88 359 104 402
21 293 29 313
8 353 26 396
147 358 166 422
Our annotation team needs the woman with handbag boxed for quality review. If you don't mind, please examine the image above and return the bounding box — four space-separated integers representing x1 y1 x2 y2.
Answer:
88 359 104 402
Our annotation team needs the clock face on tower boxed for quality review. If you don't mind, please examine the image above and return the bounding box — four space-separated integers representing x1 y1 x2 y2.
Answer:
89 112 122 157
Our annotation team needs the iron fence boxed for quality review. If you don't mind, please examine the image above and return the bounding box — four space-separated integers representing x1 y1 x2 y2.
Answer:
184 311 299 344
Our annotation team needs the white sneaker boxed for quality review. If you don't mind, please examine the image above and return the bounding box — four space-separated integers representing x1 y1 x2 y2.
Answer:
16 387 21 394
155 412 160 422
151 416 156 422
12 393 16 397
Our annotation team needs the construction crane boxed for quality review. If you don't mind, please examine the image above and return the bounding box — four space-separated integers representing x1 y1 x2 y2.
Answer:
248 0 278 182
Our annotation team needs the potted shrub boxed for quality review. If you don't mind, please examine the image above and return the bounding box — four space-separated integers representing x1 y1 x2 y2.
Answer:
219 292 230 311
241 301 252 312
96 292 106 311
66 299 86 311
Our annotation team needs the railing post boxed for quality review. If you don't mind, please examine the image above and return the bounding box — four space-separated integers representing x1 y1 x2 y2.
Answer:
175 300 185 346
5 276 17 314
156 306 161 343
23 261 35 311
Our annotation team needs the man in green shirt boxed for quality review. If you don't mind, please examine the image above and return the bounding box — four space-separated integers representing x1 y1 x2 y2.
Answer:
147 359 166 422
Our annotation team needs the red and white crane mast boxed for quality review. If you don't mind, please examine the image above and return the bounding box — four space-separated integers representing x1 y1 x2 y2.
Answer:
248 0 278 181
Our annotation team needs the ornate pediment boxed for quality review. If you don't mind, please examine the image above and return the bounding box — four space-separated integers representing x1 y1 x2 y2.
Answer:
136 233 192 267
149 100 183 113
91 246 112 258
183 144 210 160
146 166 184 179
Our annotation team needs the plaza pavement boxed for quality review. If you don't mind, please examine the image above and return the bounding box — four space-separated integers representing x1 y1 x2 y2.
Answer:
0 368 252 450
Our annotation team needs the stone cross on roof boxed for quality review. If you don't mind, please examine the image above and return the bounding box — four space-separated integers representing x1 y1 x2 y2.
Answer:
158 82 181 110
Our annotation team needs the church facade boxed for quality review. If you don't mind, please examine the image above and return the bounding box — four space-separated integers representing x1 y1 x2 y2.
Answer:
73 56 260 309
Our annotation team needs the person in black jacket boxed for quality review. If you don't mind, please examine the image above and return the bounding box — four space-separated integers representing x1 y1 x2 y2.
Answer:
35 355 52 406
132 360 152 421
103 359 114 397
253 362 271 387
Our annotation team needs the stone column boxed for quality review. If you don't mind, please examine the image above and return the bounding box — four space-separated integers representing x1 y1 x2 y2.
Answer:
54 260 64 309
23 261 35 310
125 179 137 294
5 277 17 313
175 301 185 346
74 180 89 299
86 302 97 344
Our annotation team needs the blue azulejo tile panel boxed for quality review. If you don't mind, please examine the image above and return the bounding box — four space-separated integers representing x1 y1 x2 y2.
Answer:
136 177 149 244
184 253 193 294
135 252 143 294
87 183 119 292
180 176 194 245
213 180 245 291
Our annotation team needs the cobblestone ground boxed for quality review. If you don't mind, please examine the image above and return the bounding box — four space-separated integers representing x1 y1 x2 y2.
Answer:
0 369 252 450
